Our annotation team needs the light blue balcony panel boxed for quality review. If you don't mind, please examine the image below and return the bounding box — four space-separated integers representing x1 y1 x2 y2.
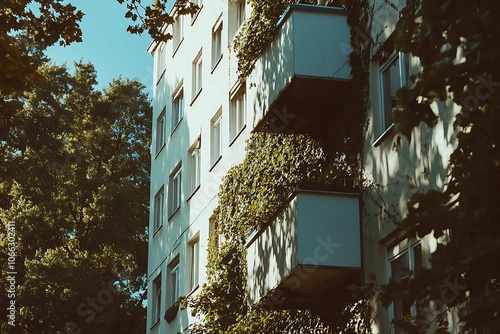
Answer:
246 189 361 308
250 5 352 139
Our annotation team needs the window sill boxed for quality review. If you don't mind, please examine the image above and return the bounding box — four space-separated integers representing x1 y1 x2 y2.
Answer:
190 89 202 106
211 55 223 74
154 143 166 159
191 6 203 25
168 207 180 221
186 185 201 202
209 156 222 172
152 224 163 238
230 24 245 45
187 284 200 297
229 125 246 147
171 118 183 136
156 69 166 86
373 123 395 147
150 318 160 330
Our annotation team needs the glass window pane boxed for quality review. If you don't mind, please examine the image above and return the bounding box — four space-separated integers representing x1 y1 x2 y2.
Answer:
391 251 410 282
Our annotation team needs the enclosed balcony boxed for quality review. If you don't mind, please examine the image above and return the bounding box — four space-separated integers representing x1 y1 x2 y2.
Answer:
248 4 352 139
246 189 361 309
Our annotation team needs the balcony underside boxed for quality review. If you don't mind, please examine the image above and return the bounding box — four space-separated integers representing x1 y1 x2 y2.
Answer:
248 4 352 144
265 265 361 310
254 76 352 143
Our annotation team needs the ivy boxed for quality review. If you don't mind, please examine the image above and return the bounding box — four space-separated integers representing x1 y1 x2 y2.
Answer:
185 133 372 333
186 132 346 333
233 0 316 80
184 0 376 332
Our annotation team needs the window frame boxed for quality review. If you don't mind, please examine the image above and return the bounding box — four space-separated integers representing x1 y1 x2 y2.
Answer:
173 13 184 55
172 85 184 134
155 107 166 155
192 51 203 102
209 216 220 252
188 235 200 292
236 0 246 29
191 0 203 24
152 274 162 326
229 85 246 144
387 239 423 334
211 18 223 71
168 164 182 219
168 258 180 308
187 137 201 198
155 43 166 84
210 110 222 168
153 186 164 235
374 51 409 146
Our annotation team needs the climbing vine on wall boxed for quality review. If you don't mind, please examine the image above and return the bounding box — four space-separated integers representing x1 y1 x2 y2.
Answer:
182 0 376 332
233 0 316 81
185 132 351 333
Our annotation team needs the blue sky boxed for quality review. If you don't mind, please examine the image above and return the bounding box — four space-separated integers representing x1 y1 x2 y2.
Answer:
46 0 156 93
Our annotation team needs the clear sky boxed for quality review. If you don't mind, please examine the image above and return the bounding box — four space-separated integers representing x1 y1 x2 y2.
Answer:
46 0 155 93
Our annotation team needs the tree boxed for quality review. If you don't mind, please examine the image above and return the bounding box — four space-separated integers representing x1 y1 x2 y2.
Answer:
0 0 83 126
0 61 151 333
380 0 500 333
0 0 196 132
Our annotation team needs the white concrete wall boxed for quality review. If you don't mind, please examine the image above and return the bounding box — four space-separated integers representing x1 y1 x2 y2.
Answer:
147 1 253 332
144 1 454 333
148 5 354 330
362 0 460 333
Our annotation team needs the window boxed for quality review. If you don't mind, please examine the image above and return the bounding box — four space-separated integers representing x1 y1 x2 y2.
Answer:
156 108 166 154
229 0 246 40
172 86 184 132
173 13 184 53
230 85 246 142
209 216 220 251
236 0 246 29
188 138 201 196
388 239 423 334
168 164 182 218
153 187 164 233
212 20 223 69
152 275 161 324
380 51 408 131
192 51 203 100
191 0 203 22
210 110 222 167
188 236 200 291
168 258 180 307
155 43 166 84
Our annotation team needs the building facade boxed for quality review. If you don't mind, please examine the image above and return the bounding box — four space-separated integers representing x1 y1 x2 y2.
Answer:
146 1 459 333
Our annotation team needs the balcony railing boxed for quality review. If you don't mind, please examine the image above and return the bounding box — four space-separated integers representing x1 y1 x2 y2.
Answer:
246 189 361 308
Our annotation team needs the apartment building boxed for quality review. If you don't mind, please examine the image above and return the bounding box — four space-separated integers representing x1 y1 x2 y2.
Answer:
146 1 458 333
147 1 255 332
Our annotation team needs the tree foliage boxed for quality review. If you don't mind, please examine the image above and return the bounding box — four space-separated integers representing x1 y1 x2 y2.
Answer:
0 0 83 130
382 0 500 333
119 0 198 42
0 61 151 333
0 0 196 132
